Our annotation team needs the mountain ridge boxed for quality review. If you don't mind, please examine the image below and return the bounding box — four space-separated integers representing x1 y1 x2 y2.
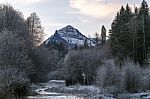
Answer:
44 25 93 48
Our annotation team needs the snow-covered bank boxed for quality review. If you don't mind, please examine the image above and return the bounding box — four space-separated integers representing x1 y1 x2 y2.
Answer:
30 80 106 99
29 80 84 99
30 80 118 99
26 96 84 99
29 80 150 99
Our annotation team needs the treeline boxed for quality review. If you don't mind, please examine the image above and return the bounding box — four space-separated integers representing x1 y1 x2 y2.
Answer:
63 43 150 93
0 4 60 97
109 0 150 65
62 0 150 94
63 42 111 85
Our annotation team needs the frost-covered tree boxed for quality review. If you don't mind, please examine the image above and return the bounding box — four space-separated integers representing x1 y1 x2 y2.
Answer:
0 30 33 72
27 12 44 46
0 30 32 96
0 4 29 39
96 60 146 93
64 48 108 85
29 47 60 82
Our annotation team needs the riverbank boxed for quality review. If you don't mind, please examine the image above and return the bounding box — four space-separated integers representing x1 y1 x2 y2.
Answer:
29 80 101 99
29 80 150 99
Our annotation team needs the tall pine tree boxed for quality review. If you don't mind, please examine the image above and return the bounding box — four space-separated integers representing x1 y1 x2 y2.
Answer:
109 1 150 65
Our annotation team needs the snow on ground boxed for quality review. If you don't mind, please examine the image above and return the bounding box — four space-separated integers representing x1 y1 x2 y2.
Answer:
35 87 60 95
31 80 117 99
30 80 150 99
62 37 85 45
62 85 100 96
117 92 150 99
26 95 84 99
49 80 65 83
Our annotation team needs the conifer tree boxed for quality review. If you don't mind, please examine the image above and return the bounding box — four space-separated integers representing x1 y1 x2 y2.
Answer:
83 38 89 49
101 25 106 44
109 0 150 65
136 0 150 64
95 32 100 46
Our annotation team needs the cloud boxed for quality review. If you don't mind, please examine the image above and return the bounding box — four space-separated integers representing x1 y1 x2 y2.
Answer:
0 0 46 5
69 0 120 18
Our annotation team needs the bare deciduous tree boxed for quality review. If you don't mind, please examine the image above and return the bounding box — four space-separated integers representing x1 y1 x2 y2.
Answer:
27 12 44 46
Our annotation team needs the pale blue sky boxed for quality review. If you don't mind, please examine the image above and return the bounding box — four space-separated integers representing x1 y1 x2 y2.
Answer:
0 0 149 40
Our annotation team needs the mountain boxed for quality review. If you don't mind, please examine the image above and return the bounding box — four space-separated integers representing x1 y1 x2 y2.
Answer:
44 25 94 49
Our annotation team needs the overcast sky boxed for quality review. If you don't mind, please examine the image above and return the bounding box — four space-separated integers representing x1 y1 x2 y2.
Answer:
0 0 149 40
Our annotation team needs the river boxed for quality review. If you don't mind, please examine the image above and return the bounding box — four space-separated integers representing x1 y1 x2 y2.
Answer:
23 80 150 99
25 80 84 99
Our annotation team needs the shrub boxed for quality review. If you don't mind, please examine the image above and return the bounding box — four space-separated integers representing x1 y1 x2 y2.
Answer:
96 59 124 94
123 62 144 92
96 60 146 93
0 68 29 97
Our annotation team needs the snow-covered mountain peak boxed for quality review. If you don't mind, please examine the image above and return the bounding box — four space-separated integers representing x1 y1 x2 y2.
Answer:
64 25 74 29
58 25 86 40
60 25 76 31
44 25 94 48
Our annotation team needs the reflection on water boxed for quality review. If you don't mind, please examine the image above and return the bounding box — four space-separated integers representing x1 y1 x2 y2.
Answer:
26 95 84 99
